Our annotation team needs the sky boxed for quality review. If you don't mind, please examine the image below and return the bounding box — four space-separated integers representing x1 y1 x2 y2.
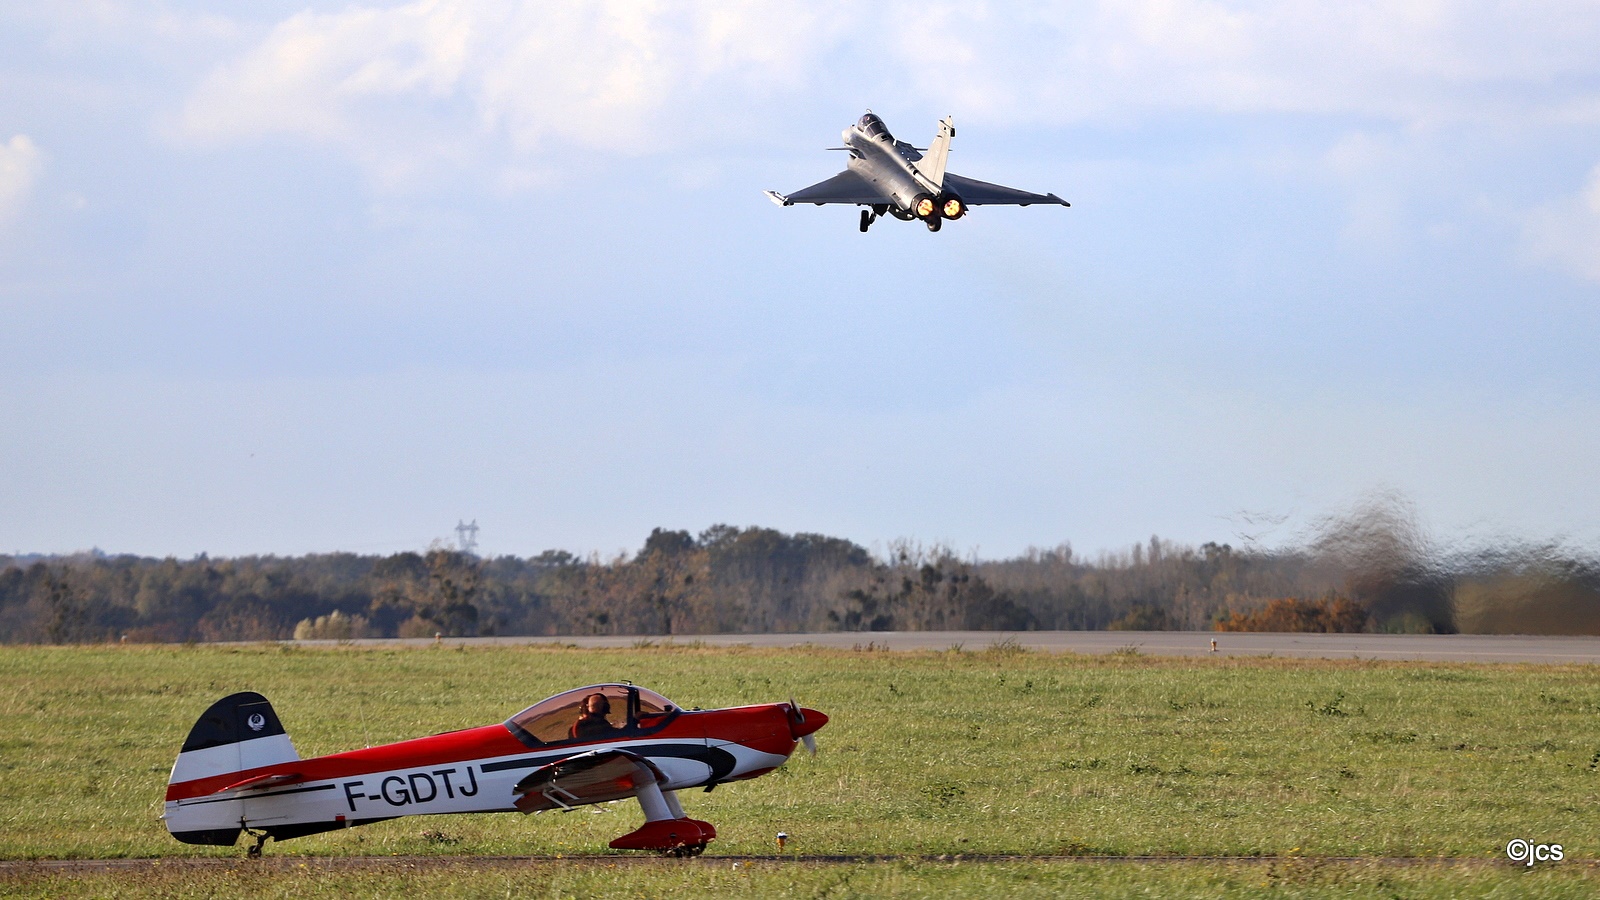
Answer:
3 2 1600 560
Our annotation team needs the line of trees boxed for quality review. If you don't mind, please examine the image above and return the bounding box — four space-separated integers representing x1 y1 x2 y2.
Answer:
4 507 1598 643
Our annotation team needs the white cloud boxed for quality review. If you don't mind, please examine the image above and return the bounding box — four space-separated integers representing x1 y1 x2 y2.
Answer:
179 1 846 185
0 135 44 222
173 1 1600 187
894 1 1600 127
1522 163 1600 283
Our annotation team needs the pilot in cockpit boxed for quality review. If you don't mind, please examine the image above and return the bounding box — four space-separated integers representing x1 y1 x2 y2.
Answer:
570 692 616 740
858 113 892 142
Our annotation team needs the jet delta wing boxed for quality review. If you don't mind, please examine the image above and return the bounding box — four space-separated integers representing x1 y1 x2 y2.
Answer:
942 173 1069 206
767 169 882 206
766 111 1068 232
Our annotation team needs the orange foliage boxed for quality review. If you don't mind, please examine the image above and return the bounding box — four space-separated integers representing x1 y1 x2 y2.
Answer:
1214 595 1369 633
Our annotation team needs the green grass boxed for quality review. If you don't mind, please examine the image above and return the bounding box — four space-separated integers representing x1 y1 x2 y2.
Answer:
2 642 1598 895
3 859 1598 899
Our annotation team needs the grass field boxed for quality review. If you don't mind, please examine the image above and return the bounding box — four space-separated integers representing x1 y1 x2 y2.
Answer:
2 641 1598 896
4 858 1598 899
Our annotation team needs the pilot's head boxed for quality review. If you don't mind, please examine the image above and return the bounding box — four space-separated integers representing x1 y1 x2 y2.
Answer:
583 693 610 716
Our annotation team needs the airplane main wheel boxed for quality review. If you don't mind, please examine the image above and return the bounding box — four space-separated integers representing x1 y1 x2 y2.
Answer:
859 210 872 232
663 842 707 858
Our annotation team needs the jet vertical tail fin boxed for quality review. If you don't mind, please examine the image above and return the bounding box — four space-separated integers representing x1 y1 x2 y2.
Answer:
918 116 955 190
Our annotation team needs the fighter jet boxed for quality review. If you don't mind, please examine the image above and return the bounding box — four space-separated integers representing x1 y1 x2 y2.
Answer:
766 111 1069 232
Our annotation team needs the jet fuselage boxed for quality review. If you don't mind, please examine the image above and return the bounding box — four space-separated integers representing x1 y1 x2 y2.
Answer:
842 121 939 215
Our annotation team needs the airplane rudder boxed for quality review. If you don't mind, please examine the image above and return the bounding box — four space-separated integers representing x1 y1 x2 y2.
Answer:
921 115 955 188
170 691 299 785
178 692 282 750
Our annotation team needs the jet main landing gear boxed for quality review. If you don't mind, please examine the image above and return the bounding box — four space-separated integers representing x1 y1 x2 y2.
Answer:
860 209 877 232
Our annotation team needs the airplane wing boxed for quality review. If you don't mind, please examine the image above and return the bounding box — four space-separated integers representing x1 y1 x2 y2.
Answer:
943 172 1069 207
765 169 886 206
512 748 664 813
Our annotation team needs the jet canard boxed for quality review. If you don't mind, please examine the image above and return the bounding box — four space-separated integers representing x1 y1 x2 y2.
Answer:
163 684 826 857
765 111 1069 232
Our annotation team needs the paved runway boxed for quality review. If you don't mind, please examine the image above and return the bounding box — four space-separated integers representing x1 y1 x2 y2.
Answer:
317 631 1600 664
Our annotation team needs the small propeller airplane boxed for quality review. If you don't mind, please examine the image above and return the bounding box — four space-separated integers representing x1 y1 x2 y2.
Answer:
164 683 827 857
766 111 1069 232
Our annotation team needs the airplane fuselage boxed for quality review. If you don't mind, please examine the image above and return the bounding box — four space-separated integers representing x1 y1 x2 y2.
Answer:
166 704 797 836
164 687 825 855
842 124 940 215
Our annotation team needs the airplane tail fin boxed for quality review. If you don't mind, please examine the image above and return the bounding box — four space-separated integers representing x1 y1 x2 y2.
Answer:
164 692 300 845
918 116 955 189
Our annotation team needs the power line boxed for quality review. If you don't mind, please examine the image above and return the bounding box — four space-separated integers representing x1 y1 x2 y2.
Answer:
455 519 479 556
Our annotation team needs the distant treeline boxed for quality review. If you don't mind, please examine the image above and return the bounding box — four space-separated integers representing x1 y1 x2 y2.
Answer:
4 506 1599 643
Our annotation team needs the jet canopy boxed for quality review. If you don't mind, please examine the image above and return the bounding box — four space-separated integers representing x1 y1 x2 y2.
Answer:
857 113 892 142
504 683 679 747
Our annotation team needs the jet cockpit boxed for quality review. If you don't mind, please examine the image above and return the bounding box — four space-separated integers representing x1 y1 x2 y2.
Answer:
857 113 892 142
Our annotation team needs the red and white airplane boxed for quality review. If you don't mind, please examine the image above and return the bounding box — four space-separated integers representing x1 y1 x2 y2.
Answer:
164 683 827 857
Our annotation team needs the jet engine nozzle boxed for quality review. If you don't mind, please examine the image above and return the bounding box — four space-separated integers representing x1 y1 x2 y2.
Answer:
939 194 965 220
912 194 938 219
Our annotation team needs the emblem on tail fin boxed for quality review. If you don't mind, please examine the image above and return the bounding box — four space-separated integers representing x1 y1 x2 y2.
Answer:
166 692 302 846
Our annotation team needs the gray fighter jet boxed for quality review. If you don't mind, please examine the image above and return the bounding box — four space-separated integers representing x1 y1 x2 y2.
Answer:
766 111 1069 232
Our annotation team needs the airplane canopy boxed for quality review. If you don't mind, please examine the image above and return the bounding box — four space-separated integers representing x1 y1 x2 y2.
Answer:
504 684 678 747
858 113 892 142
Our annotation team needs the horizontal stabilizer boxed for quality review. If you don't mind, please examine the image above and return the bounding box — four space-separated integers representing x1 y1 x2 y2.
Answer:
215 772 305 794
